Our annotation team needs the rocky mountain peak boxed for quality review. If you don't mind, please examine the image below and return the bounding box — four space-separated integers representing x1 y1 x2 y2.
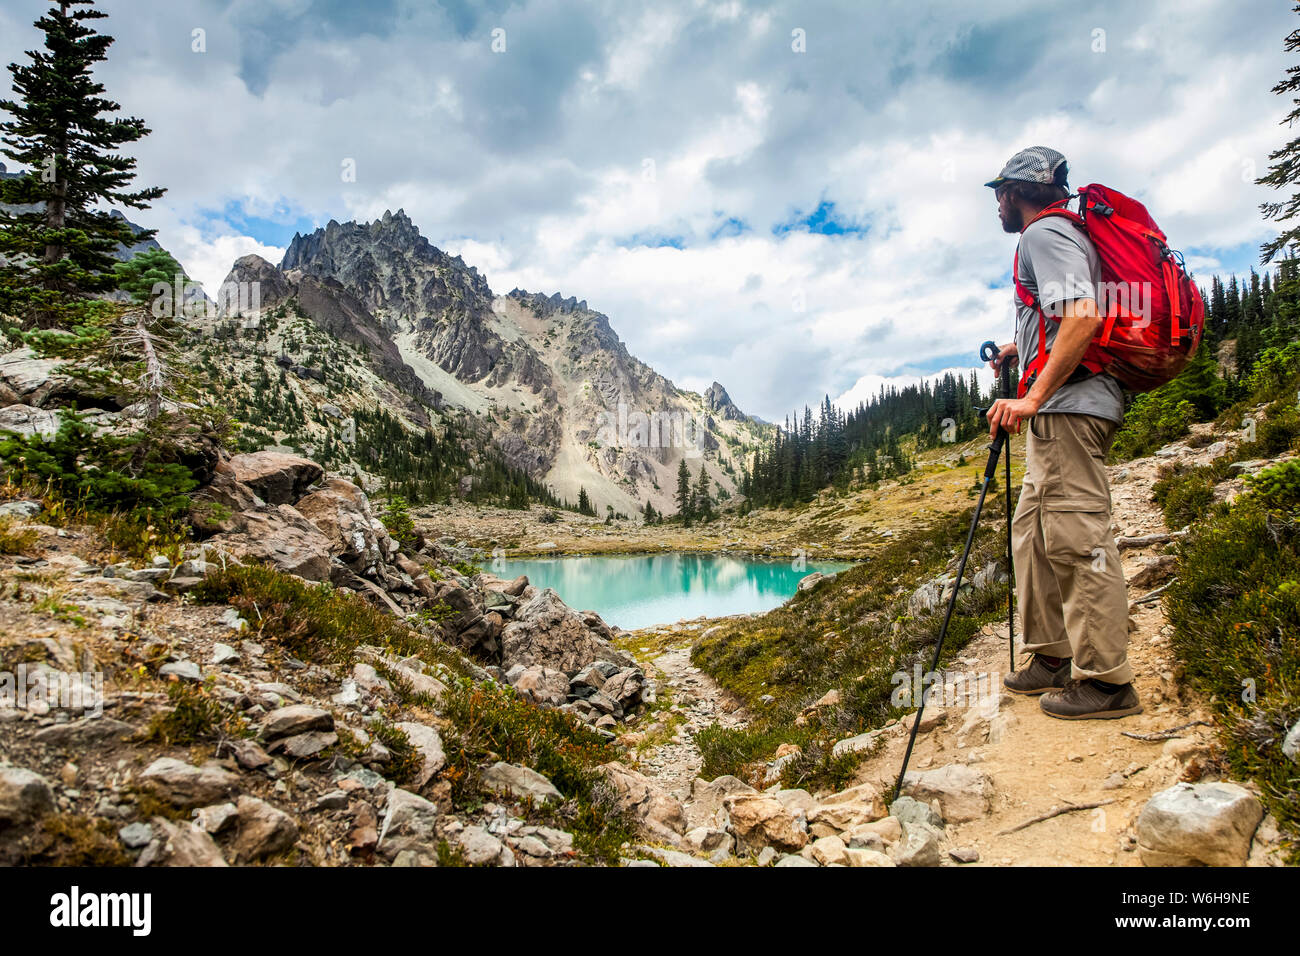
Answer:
704 381 745 421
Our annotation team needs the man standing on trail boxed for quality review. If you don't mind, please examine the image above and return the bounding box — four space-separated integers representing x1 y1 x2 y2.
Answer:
983 146 1141 720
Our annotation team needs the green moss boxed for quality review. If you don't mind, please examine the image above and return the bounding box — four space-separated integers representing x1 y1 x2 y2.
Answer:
0 515 38 555
29 814 131 866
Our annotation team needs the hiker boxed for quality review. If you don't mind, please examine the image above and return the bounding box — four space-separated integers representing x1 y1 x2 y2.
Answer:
983 146 1142 720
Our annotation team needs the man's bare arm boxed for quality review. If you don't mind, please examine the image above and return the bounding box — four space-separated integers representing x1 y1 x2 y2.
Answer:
1022 297 1102 411
985 297 1102 437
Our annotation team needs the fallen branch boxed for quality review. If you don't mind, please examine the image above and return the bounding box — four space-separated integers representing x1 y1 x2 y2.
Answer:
1116 529 1189 550
1129 579 1177 607
1121 720 1211 742
998 799 1114 835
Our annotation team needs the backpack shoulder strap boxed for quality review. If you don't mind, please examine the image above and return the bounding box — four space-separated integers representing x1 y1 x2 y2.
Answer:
1011 196 1103 399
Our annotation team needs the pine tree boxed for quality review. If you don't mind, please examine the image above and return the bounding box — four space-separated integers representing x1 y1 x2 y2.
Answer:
676 458 693 526
695 466 713 523
113 247 192 305
0 0 165 329
1259 3 1300 263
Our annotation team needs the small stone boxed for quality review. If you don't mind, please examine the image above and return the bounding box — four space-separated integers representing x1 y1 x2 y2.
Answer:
231 795 298 862
158 660 201 682
458 825 511 866
118 821 153 848
889 795 943 828
226 739 272 771
220 608 247 631
260 704 333 741
211 643 240 666
193 802 238 834
315 790 350 811
949 846 980 863
269 730 338 759
138 758 238 808
1282 719 1300 763
891 821 943 867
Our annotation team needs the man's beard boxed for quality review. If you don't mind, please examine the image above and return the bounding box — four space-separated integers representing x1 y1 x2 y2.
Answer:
1000 206 1023 233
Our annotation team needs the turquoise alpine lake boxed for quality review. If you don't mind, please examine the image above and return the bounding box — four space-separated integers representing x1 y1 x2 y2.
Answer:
490 553 854 630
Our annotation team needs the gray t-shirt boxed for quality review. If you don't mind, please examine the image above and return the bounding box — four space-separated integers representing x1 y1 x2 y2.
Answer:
1014 215 1125 424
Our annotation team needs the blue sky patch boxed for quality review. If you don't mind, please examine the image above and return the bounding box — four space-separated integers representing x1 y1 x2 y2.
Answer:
773 200 869 237
199 200 317 247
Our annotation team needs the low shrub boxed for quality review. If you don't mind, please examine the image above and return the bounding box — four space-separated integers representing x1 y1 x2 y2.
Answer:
191 563 472 677
437 678 637 863
140 678 249 747
1166 497 1300 862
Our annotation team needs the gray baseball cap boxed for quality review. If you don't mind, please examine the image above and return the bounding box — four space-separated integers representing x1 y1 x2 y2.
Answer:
984 146 1069 189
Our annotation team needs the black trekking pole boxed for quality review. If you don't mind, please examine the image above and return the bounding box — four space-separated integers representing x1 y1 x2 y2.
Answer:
892 347 1012 803
980 340 1018 675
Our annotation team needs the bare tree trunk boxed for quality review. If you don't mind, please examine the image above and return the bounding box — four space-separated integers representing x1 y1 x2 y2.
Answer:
137 320 165 421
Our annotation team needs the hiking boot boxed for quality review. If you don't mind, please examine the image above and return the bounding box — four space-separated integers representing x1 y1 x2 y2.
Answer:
1003 654 1072 695
1040 679 1143 720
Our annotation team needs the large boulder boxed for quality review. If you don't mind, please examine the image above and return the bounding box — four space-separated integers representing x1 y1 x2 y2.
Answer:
227 451 323 505
901 763 994 823
481 761 564 804
207 505 334 582
1136 782 1264 867
599 762 687 845
0 348 77 407
506 664 570 708
295 478 395 572
138 758 239 808
685 775 757 830
0 766 54 827
190 471 264 534
0 403 61 440
501 588 631 675
723 793 808 853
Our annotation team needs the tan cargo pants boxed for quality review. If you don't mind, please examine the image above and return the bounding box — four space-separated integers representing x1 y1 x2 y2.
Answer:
1011 411 1132 685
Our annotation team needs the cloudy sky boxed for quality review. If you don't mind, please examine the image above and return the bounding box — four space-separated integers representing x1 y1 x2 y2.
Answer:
1 0 1293 420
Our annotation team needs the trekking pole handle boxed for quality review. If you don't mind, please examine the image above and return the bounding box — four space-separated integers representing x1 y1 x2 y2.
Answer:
979 340 1000 364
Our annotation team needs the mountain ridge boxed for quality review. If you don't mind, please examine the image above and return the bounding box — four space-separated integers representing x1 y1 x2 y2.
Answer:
257 209 769 515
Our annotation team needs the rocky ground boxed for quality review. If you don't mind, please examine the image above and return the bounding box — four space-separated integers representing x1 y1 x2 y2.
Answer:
0 363 1291 866
587 417 1292 867
0 448 677 867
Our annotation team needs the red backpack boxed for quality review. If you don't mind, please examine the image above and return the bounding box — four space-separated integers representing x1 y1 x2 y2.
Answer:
1013 183 1204 397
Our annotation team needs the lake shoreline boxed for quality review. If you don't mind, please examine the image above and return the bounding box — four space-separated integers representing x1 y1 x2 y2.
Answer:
490 551 854 632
